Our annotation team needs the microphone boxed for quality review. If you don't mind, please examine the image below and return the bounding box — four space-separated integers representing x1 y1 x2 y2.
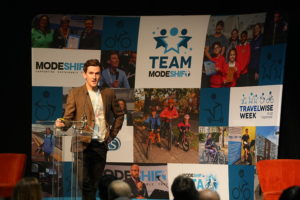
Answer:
136 177 140 182
115 71 119 80
156 175 168 189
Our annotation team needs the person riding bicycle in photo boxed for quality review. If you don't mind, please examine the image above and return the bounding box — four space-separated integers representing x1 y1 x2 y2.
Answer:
143 106 161 147
159 98 179 137
205 133 217 158
176 114 191 146
241 128 250 163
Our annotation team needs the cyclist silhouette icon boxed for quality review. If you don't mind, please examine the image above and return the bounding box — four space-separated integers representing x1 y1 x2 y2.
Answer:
104 20 132 49
205 93 224 123
232 169 251 200
34 90 56 121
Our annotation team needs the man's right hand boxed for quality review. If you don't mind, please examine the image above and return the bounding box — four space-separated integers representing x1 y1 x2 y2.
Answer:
136 181 143 191
55 118 65 128
111 80 119 88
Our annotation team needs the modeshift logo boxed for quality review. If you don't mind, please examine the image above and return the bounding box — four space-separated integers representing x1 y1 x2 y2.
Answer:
153 27 192 54
148 27 192 78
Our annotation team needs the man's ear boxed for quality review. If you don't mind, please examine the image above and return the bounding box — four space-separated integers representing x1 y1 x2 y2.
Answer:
82 71 87 79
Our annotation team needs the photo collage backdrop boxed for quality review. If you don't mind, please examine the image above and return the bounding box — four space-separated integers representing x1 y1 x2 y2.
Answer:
31 11 287 199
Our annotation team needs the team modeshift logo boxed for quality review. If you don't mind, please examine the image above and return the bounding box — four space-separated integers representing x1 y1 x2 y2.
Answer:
147 27 192 78
153 27 192 54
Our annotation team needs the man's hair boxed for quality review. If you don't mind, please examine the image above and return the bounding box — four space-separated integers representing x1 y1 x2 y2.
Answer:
279 185 300 200
216 20 224 27
171 175 199 200
83 59 101 73
12 177 43 200
98 174 118 200
199 189 220 200
108 180 132 200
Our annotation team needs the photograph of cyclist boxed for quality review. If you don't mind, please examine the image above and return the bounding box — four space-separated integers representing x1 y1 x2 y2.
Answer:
176 114 191 147
205 133 217 158
159 98 179 137
133 88 199 163
143 107 161 148
240 127 256 165
242 128 250 162
160 98 179 119
199 126 227 164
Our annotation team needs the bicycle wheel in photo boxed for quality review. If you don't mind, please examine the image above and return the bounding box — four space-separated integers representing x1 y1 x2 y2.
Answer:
182 135 189 152
232 187 240 199
201 150 209 163
243 187 251 200
217 152 226 164
146 139 152 160
167 127 172 151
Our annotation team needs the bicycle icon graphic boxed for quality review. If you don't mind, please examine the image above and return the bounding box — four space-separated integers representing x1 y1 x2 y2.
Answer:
205 93 224 123
104 20 132 49
104 31 131 49
231 169 251 200
34 90 56 121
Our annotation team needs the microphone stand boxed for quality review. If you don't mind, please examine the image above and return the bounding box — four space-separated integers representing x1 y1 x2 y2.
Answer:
156 176 168 189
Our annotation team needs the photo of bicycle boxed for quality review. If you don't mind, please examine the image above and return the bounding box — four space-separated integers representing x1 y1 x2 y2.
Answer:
133 88 200 163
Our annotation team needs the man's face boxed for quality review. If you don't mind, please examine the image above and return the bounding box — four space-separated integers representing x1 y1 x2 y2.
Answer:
84 20 93 32
253 25 261 37
46 128 51 134
130 165 140 179
231 30 238 41
213 44 221 55
83 66 101 89
109 54 120 68
240 33 248 43
118 101 125 111
215 24 223 34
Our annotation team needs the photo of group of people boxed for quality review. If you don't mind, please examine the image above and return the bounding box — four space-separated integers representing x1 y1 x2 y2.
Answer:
31 14 102 49
201 11 288 88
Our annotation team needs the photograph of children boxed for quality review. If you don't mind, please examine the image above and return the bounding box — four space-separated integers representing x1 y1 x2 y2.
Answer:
100 50 137 88
201 13 266 88
133 88 199 163
32 14 103 49
199 126 228 164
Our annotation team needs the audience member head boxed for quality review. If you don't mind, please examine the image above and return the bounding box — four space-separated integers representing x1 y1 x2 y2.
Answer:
12 177 42 200
171 175 199 200
279 185 300 200
108 180 131 200
199 189 220 200
98 174 118 200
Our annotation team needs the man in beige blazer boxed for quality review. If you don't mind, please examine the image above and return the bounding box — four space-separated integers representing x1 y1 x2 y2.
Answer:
55 59 124 200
